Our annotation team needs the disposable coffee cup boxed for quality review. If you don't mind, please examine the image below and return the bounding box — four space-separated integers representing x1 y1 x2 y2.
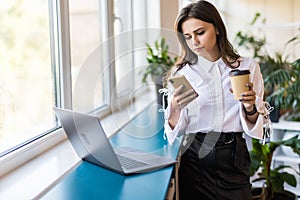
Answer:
229 69 250 100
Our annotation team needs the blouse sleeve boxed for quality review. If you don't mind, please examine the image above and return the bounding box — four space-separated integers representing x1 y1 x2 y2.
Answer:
239 59 269 139
163 71 189 145
164 103 189 144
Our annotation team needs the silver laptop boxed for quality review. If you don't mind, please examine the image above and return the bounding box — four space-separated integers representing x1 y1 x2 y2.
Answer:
53 107 176 175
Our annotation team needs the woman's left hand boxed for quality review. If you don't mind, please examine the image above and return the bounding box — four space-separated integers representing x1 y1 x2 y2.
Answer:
239 82 256 111
229 82 256 111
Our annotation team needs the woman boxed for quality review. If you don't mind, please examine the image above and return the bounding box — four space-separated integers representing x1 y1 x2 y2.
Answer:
164 1 266 199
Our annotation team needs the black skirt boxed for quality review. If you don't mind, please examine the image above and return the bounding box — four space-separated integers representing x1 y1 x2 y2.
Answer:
178 132 251 200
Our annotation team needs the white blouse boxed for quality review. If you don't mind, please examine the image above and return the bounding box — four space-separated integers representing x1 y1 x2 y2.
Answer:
164 56 267 144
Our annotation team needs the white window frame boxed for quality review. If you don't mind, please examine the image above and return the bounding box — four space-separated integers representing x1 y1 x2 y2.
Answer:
0 0 111 175
0 0 153 177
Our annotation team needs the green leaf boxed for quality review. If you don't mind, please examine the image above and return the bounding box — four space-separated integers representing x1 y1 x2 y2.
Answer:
271 177 284 192
161 37 165 49
146 43 153 56
279 172 297 187
249 152 262 176
250 12 262 25
155 40 159 50
281 135 300 156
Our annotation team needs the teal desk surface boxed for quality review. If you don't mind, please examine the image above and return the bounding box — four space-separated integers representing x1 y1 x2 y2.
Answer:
42 104 181 200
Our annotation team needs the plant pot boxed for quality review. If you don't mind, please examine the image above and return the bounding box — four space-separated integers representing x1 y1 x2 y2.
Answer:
251 187 297 200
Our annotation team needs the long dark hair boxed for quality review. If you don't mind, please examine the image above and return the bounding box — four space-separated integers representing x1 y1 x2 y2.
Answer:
174 1 240 71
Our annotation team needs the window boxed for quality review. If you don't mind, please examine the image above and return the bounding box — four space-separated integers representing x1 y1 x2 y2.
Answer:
0 0 153 158
0 0 56 155
113 0 134 96
69 0 108 112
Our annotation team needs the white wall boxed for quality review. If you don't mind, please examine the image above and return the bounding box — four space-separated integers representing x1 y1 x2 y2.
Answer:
157 0 300 63
214 0 300 61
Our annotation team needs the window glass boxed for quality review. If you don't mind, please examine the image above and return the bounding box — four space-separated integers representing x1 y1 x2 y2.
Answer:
69 0 107 112
0 0 55 154
0 0 151 157
113 0 134 96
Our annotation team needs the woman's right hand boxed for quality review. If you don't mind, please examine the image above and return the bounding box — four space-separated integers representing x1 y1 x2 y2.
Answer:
168 85 198 129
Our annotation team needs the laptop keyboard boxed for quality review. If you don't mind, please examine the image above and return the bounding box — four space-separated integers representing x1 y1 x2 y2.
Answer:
117 154 148 170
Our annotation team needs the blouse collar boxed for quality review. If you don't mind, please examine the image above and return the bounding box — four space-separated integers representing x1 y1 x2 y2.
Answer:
197 56 226 72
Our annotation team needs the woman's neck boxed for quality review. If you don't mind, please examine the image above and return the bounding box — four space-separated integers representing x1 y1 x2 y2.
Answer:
201 47 221 62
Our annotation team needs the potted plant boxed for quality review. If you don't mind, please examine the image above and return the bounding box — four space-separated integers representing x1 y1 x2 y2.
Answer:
250 136 300 199
235 13 300 122
140 37 176 106
263 55 300 121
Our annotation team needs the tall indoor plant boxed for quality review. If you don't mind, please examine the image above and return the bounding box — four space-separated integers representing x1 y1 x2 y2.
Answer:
141 37 176 106
235 12 300 200
235 13 300 122
250 136 300 199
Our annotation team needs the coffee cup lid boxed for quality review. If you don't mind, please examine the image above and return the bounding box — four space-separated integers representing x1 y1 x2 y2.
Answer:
229 69 250 77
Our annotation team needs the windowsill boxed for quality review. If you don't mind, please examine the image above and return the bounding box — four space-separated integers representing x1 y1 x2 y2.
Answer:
0 139 80 199
0 86 157 199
